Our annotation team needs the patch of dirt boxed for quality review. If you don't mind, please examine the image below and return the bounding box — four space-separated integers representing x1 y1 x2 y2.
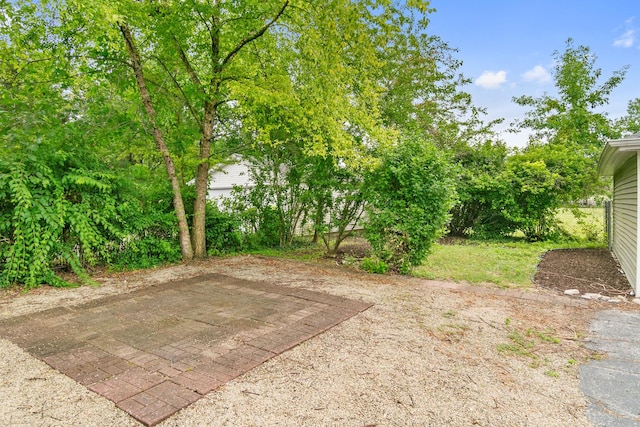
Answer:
438 235 480 246
333 237 372 264
534 248 634 297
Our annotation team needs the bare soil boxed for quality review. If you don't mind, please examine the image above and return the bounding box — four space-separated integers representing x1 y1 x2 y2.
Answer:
0 254 619 426
534 248 634 298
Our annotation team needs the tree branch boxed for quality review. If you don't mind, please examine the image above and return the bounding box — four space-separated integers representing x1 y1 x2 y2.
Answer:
188 0 213 37
173 37 205 93
153 55 204 131
222 0 289 67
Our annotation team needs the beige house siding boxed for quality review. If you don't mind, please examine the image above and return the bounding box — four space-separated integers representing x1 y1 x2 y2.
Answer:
612 154 638 290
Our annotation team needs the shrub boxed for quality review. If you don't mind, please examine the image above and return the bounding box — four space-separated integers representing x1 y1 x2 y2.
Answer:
361 257 389 274
108 199 182 271
205 204 243 255
490 157 561 241
364 136 456 273
110 236 182 271
449 140 508 237
0 151 121 287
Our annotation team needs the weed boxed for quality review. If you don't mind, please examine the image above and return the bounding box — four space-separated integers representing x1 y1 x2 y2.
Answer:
527 328 561 344
442 310 457 319
497 330 536 358
361 257 389 274
340 255 358 267
497 326 569 377
544 370 560 378
587 352 608 361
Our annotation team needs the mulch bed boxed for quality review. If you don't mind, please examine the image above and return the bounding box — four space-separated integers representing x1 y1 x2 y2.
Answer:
534 248 634 297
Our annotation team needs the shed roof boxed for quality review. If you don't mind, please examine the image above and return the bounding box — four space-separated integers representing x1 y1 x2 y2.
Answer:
599 132 640 176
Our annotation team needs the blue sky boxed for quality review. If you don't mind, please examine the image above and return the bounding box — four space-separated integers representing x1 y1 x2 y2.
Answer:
427 0 640 147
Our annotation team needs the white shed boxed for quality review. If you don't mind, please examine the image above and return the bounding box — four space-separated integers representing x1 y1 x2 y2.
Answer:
598 132 640 292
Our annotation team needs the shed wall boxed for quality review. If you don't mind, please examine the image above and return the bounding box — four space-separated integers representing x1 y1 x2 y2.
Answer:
612 154 638 291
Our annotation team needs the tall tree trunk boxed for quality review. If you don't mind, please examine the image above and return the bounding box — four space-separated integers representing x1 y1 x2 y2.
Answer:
192 101 215 258
119 23 194 261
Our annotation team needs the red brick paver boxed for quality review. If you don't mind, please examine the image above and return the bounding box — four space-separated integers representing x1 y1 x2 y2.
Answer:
0 273 372 426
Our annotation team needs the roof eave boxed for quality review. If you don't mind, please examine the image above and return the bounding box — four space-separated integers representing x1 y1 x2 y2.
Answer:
599 133 640 176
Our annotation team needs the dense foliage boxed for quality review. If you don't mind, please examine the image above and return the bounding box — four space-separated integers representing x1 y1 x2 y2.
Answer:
513 39 626 203
451 39 629 241
1 2 634 286
448 140 508 236
364 137 456 273
0 149 115 287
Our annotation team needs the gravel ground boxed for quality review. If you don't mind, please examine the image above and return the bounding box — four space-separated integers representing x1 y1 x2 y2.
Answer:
0 255 601 426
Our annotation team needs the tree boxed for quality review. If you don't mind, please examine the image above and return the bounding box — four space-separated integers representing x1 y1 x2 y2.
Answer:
0 1 190 286
492 156 562 241
615 98 640 136
114 1 292 260
55 0 433 260
512 38 627 201
313 160 367 256
377 24 499 151
1 3 106 286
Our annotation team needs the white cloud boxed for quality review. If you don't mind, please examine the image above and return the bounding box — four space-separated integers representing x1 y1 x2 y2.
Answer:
475 70 507 89
522 65 551 84
614 17 637 48
614 29 636 48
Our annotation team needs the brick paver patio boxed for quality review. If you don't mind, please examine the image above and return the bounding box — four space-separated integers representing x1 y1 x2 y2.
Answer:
0 273 371 426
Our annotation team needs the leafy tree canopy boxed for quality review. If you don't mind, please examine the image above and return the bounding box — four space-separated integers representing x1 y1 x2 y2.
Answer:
513 38 627 152
615 98 640 136
512 38 628 201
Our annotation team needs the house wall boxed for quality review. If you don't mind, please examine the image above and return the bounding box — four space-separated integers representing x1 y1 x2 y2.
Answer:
206 162 253 206
206 160 364 237
612 154 638 291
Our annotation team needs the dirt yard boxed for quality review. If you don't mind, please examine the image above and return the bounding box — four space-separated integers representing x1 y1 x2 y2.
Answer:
535 248 633 298
0 254 634 426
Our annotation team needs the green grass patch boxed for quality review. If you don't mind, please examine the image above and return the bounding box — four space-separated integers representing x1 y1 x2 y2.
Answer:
556 207 605 242
496 327 563 371
413 241 551 288
497 330 537 358
234 207 608 289
413 239 604 288
414 206 607 288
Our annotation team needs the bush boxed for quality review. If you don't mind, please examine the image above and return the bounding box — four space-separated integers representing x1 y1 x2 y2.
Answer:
205 204 243 255
364 136 456 273
110 236 182 271
361 257 389 274
0 151 122 287
449 141 508 236
490 157 561 241
108 199 182 271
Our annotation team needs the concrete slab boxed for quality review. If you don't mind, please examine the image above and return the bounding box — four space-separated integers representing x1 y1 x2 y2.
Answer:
0 273 371 426
581 310 640 426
